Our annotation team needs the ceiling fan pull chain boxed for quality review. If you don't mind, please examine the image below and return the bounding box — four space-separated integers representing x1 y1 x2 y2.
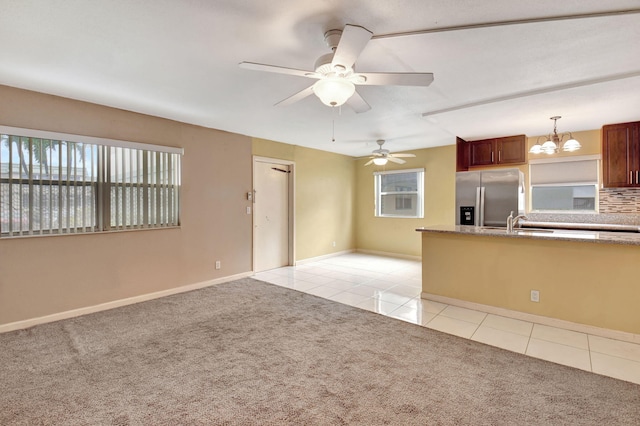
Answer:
331 119 335 142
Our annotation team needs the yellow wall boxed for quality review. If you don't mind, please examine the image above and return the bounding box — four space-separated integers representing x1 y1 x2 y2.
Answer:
0 85 253 326
351 129 603 258
355 145 456 257
252 139 356 261
421 231 640 335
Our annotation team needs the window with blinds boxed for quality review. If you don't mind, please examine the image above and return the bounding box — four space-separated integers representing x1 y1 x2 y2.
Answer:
0 127 181 237
529 156 599 212
374 168 424 218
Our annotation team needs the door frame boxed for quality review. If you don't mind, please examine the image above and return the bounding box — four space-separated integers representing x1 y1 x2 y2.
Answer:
252 156 295 272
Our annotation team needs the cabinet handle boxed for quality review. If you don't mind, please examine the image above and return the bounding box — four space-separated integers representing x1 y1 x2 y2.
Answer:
637 171 639 185
491 152 494 163
499 150 501 162
631 171 634 184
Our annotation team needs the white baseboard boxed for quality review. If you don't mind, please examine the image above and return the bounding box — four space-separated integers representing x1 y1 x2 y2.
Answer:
0 271 254 334
422 292 640 345
294 249 355 265
356 249 421 262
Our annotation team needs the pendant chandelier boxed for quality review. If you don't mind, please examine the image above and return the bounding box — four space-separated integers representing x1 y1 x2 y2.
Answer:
529 116 581 155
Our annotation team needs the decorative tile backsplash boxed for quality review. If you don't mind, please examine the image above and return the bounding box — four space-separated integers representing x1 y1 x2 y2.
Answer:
600 188 640 214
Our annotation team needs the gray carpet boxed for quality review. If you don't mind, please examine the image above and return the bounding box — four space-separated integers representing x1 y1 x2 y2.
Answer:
1 278 639 425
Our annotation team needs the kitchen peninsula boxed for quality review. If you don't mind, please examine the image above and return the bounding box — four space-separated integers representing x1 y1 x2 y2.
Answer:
417 225 640 339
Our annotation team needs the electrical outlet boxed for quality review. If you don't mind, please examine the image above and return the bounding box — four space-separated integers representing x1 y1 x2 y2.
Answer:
530 290 540 303
215 260 221 270
332 241 336 247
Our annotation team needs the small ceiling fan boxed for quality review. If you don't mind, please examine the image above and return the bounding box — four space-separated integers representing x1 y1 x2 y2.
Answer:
364 140 416 166
239 24 434 113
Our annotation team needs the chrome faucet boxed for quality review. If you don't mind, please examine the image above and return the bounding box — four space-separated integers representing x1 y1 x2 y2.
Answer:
506 211 527 232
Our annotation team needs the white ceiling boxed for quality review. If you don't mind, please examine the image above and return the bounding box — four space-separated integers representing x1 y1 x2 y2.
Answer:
1 0 639 157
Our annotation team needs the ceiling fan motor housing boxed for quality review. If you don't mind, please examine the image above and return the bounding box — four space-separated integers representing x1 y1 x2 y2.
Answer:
314 53 336 74
324 29 342 50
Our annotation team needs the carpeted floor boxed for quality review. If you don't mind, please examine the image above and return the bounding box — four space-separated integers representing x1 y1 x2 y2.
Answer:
1 278 639 425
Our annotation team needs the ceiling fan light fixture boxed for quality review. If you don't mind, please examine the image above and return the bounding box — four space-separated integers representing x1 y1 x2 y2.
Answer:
373 157 388 166
312 77 355 107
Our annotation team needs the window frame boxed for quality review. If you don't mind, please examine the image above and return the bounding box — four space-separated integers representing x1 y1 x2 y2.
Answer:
0 125 182 238
374 168 425 219
528 155 599 214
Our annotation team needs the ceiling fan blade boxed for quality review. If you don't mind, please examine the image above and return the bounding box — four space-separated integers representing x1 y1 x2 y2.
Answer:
364 159 375 166
275 85 315 107
387 156 407 164
239 61 321 79
346 90 371 113
389 153 416 158
332 24 373 70
357 72 434 86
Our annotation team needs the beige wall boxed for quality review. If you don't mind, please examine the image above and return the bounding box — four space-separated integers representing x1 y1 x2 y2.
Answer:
0 85 253 326
355 145 456 257
0 84 612 328
421 231 640 335
252 139 356 261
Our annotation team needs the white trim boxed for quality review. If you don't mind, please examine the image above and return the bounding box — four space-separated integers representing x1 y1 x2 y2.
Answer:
421 292 640 345
373 167 425 176
294 249 355 265
528 154 601 164
357 249 421 261
375 168 425 218
0 125 183 155
0 272 253 334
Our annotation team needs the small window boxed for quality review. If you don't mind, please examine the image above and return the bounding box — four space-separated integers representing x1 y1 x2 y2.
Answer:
531 185 596 211
529 157 598 213
374 168 424 218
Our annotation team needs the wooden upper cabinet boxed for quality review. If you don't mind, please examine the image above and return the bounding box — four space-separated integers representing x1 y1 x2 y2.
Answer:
464 134 526 168
456 137 470 172
496 135 526 165
469 138 495 167
602 121 640 188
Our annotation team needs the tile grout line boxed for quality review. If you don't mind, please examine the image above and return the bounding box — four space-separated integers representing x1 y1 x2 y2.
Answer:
587 334 594 373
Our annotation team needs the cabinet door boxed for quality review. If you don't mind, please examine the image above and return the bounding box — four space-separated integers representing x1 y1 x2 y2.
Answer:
469 139 495 167
602 123 637 188
496 135 526 165
456 136 470 172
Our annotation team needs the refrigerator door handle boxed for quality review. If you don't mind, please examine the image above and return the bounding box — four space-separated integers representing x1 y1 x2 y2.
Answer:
476 186 485 226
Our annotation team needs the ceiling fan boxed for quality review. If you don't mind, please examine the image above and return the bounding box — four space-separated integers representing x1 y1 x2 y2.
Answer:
239 24 434 113
364 140 416 166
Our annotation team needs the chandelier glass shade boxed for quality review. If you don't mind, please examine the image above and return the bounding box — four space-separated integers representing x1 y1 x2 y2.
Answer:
529 116 581 155
312 77 356 107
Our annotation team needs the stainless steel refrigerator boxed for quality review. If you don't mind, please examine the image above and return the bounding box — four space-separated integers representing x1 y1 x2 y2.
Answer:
455 168 525 227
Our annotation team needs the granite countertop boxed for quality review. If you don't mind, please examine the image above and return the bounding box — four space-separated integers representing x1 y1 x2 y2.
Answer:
416 225 640 246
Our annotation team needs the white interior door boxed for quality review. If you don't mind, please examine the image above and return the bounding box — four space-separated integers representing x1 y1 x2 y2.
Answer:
254 160 291 272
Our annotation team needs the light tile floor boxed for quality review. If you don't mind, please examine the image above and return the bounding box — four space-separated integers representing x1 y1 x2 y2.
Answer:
253 252 640 386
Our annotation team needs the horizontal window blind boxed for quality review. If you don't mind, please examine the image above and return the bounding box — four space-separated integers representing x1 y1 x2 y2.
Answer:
1 128 181 237
530 158 598 185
